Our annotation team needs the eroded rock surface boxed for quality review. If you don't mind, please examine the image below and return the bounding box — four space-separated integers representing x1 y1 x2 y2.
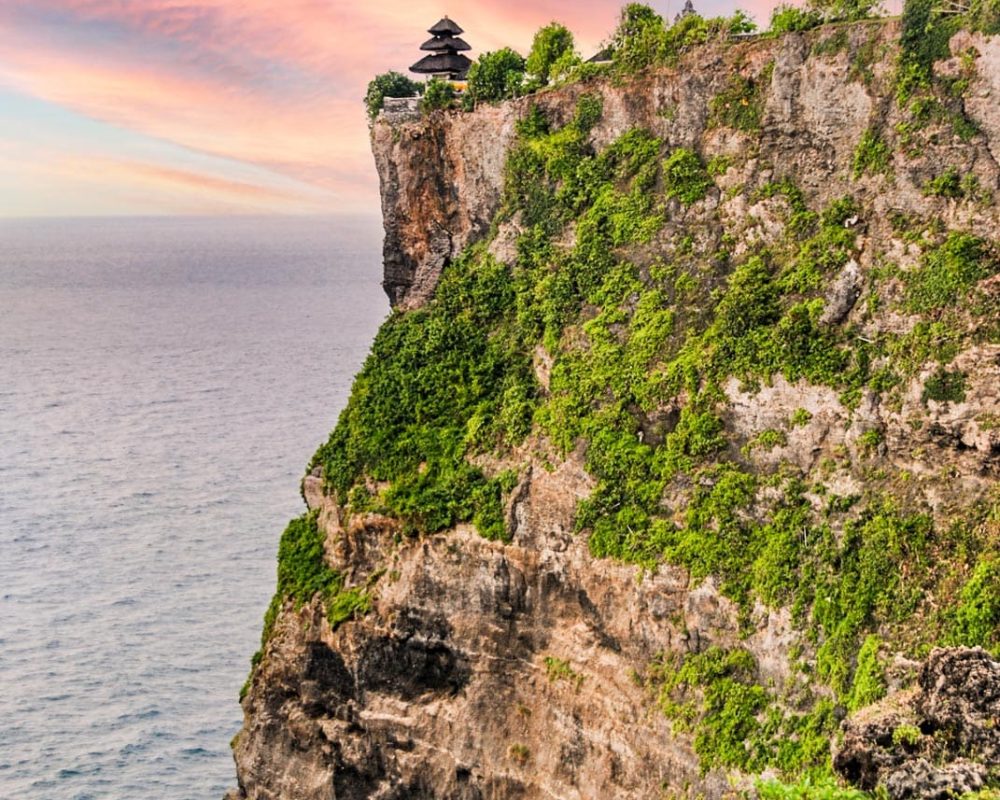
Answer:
233 457 787 799
834 648 1000 799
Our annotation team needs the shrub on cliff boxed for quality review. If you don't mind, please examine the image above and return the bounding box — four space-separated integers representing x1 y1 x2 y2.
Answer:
663 148 713 206
968 0 1000 32
904 233 997 313
951 556 1000 651
809 0 884 22
365 71 422 119
611 3 668 71
609 5 759 74
768 4 823 33
897 0 961 101
768 0 880 34
526 22 577 85
467 48 526 104
420 77 456 113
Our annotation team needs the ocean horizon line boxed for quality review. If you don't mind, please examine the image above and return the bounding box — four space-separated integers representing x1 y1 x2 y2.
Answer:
0 211 383 224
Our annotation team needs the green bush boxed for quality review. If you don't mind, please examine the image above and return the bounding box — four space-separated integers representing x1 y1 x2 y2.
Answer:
468 48 526 103
951 556 1000 651
968 0 1000 32
852 129 892 179
897 0 961 102
275 512 342 608
327 587 372 627
810 0 884 22
611 3 667 71
847 634 887 712
892 723 923 747
921 367 967 404
791 408 814 427
747 428 789 452
757 777 870 800
548 49 586 83
663 148 713 206
526 22 576 85
813 506 933 694
312 249 534 538
905 233 997 313
654 647 837 775
420 77 455 113
769 4 823 32
364 71 422 119
922 169 963 198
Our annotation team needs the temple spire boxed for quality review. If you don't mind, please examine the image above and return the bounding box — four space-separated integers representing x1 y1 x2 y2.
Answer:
410 16 473 80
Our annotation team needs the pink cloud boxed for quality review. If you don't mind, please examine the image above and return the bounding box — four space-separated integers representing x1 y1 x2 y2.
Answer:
0 27 372 192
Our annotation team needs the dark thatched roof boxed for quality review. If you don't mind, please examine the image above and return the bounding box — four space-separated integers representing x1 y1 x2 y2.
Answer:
420 35 471 52
427 16 463 36
410 51 472 77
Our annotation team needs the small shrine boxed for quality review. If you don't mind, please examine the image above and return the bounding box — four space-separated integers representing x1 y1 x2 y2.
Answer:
410 16 473 81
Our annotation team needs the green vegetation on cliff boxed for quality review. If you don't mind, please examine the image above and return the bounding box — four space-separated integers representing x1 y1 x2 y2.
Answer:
320 79 999 778
274 7 1000 794
241 512 369 699
312 249 527 539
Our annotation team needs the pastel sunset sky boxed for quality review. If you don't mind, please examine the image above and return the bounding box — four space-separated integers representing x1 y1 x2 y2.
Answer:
0 0 787 217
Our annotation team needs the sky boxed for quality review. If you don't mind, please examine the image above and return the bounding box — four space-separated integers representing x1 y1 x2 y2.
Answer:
0 0 783 217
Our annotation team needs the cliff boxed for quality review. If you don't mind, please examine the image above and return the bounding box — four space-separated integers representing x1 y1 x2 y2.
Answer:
231 19 1000 800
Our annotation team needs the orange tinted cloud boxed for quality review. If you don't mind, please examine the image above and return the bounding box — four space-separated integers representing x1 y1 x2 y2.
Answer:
0 29 371 188
93 158 325 207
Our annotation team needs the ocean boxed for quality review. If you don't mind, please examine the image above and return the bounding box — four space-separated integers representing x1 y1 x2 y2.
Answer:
0 215 389 799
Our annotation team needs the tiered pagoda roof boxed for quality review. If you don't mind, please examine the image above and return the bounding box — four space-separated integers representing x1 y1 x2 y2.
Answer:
410 16 473 80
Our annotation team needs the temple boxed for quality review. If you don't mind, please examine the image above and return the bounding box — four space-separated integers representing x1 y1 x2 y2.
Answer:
675 0 697 23
410 16 473 81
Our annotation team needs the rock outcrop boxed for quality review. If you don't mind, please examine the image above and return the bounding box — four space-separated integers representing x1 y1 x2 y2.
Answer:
371 104 517 308
834 648 1000 799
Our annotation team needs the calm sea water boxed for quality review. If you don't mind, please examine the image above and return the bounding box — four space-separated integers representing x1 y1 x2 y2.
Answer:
0 216 388 799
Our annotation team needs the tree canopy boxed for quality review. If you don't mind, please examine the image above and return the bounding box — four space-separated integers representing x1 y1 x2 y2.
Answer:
526 22 577 84
364 71 422 119
468 48 527 103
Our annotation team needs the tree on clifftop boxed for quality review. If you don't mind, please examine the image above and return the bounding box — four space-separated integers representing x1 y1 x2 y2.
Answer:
467 48 526 103
611 3 667 71
365 72 422 119
526 22 577 85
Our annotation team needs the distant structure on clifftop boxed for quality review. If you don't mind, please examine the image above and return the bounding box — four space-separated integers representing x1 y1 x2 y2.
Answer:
675 0 697 22
410 16 473 81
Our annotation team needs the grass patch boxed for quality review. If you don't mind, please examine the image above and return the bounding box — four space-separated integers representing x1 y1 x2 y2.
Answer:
905 233 997 313
950 555 1000 652
846 634 886 712
852 128 892 179
543 656 585 689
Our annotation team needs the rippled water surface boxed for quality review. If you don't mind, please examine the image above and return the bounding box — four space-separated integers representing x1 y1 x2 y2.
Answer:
0 216 388 799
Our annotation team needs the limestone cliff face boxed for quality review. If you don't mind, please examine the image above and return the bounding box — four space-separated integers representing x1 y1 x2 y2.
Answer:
231 22 1000 800
372 104 517 308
